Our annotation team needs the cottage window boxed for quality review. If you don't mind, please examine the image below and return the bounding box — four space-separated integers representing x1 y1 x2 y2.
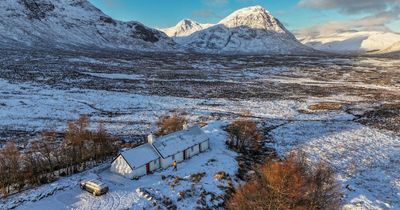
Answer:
191 146 194 151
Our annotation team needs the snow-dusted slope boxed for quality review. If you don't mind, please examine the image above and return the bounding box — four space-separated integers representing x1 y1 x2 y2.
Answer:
379 41 400 54
160 19 213 37
0 0 176 51
168 6 313 55
300 31 400 54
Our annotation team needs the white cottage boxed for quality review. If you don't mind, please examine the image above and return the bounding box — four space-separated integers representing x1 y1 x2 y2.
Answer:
110 144 160 179
150 125 210 169
111 125 210 178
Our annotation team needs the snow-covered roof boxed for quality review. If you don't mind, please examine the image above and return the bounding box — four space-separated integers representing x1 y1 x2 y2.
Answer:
120 144 159 169
152 125 209 158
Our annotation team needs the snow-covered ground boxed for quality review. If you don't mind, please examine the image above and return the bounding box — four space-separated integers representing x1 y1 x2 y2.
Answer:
271 121 400 209
0 78 356 136
1 76 399 209
3 122 238 210
1 53 400 209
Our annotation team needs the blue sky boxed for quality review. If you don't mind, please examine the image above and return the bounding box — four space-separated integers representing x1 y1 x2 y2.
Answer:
89 0 400 34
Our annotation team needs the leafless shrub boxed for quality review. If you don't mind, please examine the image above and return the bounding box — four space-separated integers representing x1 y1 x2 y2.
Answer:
156 112 188 136
227 151 342 210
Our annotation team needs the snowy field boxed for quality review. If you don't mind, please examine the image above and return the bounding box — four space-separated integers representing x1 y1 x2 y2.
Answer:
1 51 400 209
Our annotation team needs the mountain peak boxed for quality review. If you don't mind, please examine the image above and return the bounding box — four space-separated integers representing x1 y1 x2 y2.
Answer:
233 5 269 13
178 19 197 25
219 5 286 33
161 5 311 54
161 19 213 37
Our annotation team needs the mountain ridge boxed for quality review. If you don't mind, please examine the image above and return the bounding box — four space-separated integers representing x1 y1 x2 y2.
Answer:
1 2 314 55
299 31 400 54
0 0 177 52
162 6 313 55
160 19 213 38
379 41 400 54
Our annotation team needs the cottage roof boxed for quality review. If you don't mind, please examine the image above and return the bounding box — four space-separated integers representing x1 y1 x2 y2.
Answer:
152 125 209 158
120 144 159 169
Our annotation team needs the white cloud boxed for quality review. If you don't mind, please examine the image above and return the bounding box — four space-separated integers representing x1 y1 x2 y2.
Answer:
296 8 400 38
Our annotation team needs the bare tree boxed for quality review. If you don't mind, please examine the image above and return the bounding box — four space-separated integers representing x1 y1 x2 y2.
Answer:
24 146 46 185
156 112 188 136
0 142 23 195
0 115 119 197
225 118 263 152
64 115 91 165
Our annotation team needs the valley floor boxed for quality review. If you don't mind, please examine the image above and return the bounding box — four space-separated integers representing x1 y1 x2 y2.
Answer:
0 51 399 209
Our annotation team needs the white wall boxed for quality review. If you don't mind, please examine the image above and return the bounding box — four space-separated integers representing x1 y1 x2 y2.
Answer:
149 158 161 171
111 155 161 179
187 144 200 158
131 165 147 178
110 155 134 179
161 151 184 169
200 140 209 152
133 159 161 177
160 140 210 169
161 156 173 169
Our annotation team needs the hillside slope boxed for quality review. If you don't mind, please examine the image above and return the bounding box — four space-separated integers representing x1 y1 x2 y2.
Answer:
0 0 177 51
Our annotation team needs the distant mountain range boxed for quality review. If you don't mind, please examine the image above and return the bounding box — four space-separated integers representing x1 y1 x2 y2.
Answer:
299 31 400 54
161 6 313 55
379 41 400 54
0 1 398 55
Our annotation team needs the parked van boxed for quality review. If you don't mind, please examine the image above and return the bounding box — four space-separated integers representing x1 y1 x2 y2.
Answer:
80 180 109 196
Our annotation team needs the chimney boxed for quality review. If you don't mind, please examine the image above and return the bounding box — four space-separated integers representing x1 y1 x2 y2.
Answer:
147 134 154 144
183 122 188 130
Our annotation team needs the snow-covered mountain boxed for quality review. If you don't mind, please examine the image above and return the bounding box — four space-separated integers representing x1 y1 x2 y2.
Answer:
0 0 177 51
299 31 400 54
0 2 313 55
160 19 213 37
162 6 313 55
379 41 400 54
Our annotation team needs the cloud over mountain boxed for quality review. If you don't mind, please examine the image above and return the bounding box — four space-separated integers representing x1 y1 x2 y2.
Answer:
297 8 400 38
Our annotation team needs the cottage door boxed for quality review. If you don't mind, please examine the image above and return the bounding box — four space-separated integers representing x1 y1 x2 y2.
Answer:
183 149 187 160
146 163 150 174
